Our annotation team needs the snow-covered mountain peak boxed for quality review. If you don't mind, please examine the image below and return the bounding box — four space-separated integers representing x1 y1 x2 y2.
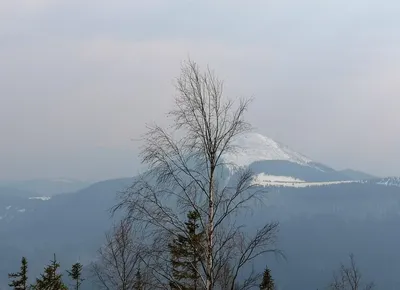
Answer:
223 132 313 168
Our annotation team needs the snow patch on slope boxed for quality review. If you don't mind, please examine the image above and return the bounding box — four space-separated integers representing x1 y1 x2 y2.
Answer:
376 177 400 187
223 133 316 169
254 174 305 184
254 173 361 188
29 196 51 201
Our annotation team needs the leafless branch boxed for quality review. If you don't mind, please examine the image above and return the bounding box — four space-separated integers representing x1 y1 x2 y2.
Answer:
91 218 150 290
329 254 375 290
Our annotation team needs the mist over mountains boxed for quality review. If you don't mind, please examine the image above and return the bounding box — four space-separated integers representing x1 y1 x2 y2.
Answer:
1 132 399 289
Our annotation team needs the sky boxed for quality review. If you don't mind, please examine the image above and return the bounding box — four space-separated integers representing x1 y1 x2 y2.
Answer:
1 0 400 180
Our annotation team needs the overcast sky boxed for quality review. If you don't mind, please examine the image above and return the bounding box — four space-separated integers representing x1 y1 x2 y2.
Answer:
1 0 400 180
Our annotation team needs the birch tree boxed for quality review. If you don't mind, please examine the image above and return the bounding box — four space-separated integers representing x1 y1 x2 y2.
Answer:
92 219 147 290
114 59 280 290
329 254 374 290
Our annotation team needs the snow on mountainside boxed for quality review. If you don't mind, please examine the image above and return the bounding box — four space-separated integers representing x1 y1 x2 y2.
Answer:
28 196 52 201
221 133 400 186
374 177 400 187
253 173 362 188
223 132 323 171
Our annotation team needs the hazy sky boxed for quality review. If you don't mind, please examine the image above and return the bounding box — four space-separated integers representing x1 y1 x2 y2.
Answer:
1 0 400 180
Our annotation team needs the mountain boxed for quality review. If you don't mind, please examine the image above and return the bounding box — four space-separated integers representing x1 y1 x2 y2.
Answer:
338 169 377 180
0 178 132 286
372 176 400 187
223 132 316 169
0 186 38 197
223 133 361 183
1 132 400 289
0 179 91 196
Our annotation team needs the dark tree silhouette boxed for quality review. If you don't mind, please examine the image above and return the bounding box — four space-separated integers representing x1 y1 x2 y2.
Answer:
33 254 67 290
169 211 204 290
259 266 275 290
8 257 29 290
67 262 84 290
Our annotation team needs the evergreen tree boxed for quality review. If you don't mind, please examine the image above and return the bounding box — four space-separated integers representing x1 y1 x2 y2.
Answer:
67 262 84 290
33 254 67 290
8 257 29 290
134 268 144 290
259 266 275 290
169 211 204 290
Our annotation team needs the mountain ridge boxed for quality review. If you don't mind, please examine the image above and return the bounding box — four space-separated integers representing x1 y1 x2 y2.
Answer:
223 132 392 184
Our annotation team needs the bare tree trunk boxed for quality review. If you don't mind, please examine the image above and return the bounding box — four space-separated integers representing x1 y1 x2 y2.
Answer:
206 169 214 290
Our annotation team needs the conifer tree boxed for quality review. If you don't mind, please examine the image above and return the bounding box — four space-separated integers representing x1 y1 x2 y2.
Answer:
169 211 204 290
8 257 29 290
259 266 275 290
134 268 144 290
67 262 84 290
33 254 67 290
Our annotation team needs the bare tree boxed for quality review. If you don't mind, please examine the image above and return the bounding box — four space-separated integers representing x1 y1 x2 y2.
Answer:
329 254 375 290
113 59 280 290
92 219 148 290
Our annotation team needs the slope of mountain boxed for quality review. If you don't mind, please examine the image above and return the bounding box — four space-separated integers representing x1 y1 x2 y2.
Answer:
223 133 318 169
0 178 133 286
0 186 38 197
0 179 91 196
373 176 400 187
247 160 351 182
338 169 377 180
223 133 360 184
3 177 400 289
